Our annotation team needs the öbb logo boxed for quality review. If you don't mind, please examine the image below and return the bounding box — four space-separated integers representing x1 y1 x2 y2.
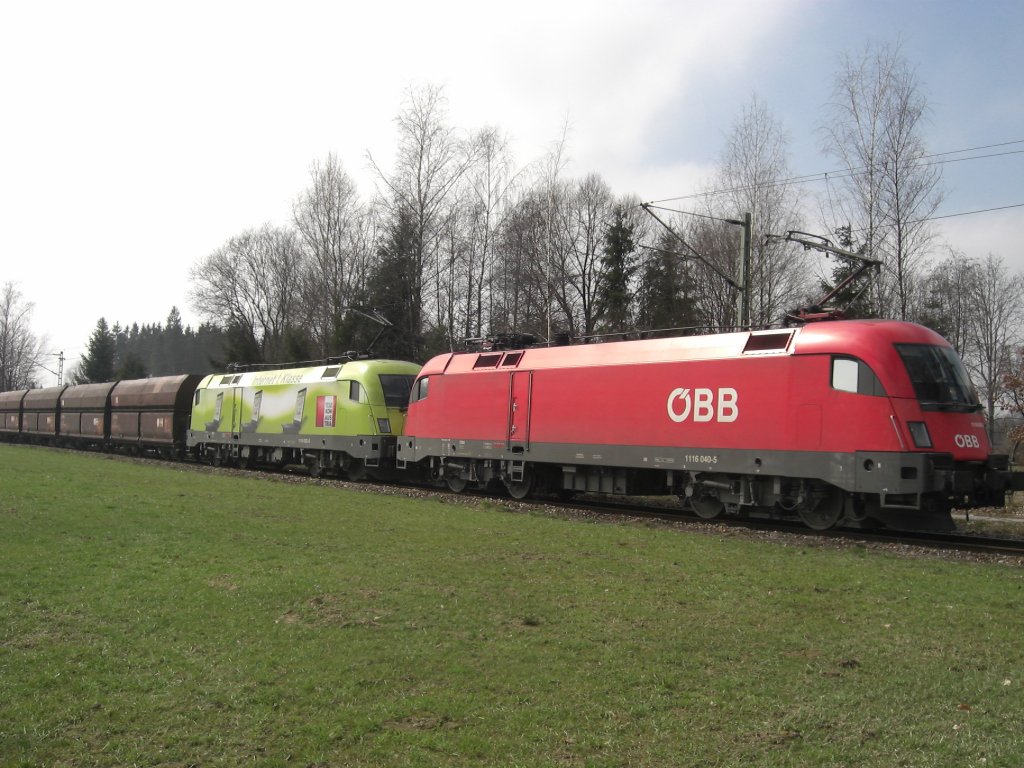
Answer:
954 433 980 449
667 387 739 423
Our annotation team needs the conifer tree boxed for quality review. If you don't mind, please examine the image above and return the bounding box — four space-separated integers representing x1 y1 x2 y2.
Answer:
597 203 638 332
635 233 698 334
76 318 116 383
116 351 148 380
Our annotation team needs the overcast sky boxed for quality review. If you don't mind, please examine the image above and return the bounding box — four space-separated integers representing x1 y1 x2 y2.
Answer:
2 0 1021 385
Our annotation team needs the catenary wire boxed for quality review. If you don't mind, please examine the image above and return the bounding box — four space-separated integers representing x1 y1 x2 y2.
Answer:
645 140 1024 205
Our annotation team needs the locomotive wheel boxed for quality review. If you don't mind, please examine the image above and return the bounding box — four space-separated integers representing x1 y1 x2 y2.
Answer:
346 461 368 482
797 486 845 530
307 456 323 479
445 476 468 493
505 468 534 500
691 497 724 520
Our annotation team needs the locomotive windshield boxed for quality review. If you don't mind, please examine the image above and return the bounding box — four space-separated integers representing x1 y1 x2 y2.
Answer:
378 374 417 408
895 344 980 411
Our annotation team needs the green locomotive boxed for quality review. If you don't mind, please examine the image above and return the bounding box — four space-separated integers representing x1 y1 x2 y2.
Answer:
187 359 420 478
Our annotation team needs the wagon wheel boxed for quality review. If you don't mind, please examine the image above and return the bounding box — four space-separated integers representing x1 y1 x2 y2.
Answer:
445 476 468 493
504 467 534 500
691 496 725 520
797 485 845 531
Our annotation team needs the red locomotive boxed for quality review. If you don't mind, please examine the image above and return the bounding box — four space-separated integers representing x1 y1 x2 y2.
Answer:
398 320 1014 530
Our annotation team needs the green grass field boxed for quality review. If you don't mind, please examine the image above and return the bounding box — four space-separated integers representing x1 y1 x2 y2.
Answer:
2 445 1023 767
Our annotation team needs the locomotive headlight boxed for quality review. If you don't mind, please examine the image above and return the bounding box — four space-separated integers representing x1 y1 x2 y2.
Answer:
377 418 392 434
907 421 932 448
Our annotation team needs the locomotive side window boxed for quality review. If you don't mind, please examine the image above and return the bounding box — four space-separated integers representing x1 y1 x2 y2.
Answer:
831 357 886 396
347 381 366 403
895 344 979 410
410 376 429 403
832 359 858 393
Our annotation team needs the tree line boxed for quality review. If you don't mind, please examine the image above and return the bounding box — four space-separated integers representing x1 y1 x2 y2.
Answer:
71 309 229 384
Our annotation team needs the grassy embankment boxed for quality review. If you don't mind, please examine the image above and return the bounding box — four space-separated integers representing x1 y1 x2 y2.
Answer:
1 444 1023 767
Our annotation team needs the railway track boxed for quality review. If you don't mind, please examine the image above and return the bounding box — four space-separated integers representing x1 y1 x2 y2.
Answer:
16 443 1024 560
519 495 1024 559
870 526 1024 556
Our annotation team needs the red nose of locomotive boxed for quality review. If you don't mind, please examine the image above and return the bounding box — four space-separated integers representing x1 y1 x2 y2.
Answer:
892 401 992 460
891 342 989 459
913 411 991 459
888 339 1010 505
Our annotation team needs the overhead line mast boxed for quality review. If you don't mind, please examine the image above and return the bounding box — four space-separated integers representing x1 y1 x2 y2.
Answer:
640 203 753 328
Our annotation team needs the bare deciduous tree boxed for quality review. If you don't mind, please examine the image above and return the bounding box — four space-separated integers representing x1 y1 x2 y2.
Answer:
821 40 944 319
368 84 478 356
552 173 614 336
0 282 45 390
716 95 808 325
189 224 305 361
682 212 740 329
964 254 1024 440
293 154 372 355
492 188 550 337
667 97 807 329
462 126 519 338
918 248 977 356
1001 349 1024 461
541 125 571 340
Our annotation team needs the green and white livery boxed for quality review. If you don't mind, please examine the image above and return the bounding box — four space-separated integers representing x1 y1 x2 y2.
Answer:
187 359 421 478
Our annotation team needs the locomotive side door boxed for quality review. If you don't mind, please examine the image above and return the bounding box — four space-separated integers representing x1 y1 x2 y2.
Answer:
229 387 244 436
506 370 532 450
